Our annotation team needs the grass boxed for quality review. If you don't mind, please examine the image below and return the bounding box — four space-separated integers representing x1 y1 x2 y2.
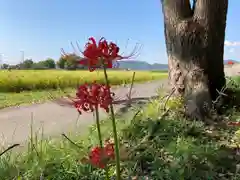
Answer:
0 88 75 109
0 70 167 109
232 76 240 84
1 80 240 179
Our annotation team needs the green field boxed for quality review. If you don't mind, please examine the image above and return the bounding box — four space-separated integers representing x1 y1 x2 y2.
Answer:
0 70 167 108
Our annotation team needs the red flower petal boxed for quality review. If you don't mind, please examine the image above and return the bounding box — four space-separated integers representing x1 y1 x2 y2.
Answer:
88 37 97 47
79 37 135 72
78 59 88 65
228 121 240 126
72 83 114 113
104 143 115 159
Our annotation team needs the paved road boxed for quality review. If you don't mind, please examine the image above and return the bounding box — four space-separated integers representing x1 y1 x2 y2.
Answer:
225 64 240 77
0 80 169 147
0 66 236 147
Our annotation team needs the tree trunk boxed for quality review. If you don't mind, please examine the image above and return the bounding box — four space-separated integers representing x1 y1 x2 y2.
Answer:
161 0 228 120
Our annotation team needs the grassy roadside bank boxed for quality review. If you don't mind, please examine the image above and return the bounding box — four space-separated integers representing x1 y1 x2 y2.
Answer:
1 79 240 179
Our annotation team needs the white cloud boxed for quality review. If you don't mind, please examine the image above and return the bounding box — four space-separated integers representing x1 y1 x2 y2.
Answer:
224 40 240 46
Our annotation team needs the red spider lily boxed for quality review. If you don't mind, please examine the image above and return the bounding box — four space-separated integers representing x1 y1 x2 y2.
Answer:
71 82 115 114
228 60 234 65
89 146 106 169
88 142 115 169
103 139 115 159
72 37 139 72
228 121 240 126
78 37 120 71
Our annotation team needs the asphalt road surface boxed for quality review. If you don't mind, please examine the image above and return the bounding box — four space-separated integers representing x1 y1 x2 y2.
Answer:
0 80 169 147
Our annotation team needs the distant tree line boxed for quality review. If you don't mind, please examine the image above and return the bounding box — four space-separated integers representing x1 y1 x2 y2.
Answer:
1 54 88 70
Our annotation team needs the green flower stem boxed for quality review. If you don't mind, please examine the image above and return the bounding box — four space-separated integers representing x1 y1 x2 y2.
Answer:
95 105 110 180
95 105 103 146
102 67 121 180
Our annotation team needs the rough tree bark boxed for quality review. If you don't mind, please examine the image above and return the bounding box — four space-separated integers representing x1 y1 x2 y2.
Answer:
161 0 228 120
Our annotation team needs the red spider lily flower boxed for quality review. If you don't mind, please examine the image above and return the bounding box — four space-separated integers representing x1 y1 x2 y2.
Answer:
61 37 140 72
88 142 115 169
89 146 106 169
78 37 139 72
72 82 115 114
104 139 115 159
228 60 234 65
228 121 240 126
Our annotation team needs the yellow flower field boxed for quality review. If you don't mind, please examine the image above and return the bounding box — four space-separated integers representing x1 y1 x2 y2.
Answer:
0 70 167 92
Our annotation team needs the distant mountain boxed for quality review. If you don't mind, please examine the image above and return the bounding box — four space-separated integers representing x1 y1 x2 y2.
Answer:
151 63 168 70
117 59 240 70
224 59 239 64
118 60 168 70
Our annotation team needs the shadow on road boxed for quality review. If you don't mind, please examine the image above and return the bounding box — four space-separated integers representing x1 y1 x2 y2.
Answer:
114 95 159 115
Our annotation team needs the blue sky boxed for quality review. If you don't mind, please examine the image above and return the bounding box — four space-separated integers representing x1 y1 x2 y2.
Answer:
0 0 239 65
